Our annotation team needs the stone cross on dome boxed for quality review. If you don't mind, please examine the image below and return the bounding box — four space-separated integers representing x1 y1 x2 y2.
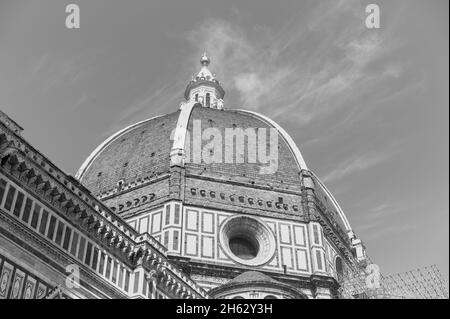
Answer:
184 51 225 109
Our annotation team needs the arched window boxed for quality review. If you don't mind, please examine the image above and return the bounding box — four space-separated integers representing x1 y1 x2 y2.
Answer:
232 296 244 299
264 295 277 299
335 257 344 281
195 93 198 102
206 93 210 107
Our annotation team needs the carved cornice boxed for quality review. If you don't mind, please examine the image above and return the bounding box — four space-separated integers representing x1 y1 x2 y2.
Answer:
0 130 139 246
302 187 356 266
137 248 210 299
97 173 170 201
185 173 302 194
0 127 208 299
0 153 138 266
0 210 127 299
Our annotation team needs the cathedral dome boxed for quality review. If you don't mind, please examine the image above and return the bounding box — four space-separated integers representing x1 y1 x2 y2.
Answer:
76 53 355 242
76 104 308 196
76 53 309 196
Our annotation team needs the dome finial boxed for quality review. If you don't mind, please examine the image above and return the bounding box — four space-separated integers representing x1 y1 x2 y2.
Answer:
200 50 210 66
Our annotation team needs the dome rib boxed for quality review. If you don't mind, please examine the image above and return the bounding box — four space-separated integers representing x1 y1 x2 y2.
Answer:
170 100 198 167
310 170 352 232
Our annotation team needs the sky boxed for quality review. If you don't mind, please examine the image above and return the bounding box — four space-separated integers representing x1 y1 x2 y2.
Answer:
0 0 448 280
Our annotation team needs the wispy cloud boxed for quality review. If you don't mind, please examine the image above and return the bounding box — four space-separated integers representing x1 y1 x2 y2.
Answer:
21 51 107 122
349 194 419 243
353 202 405 232
28 51 101 94
117 82 180 123
363 223 416 241
186 0 420 126
100 81 182 140
31 53 49 75
322 149 391 183
321 138 405 184
365 203 404 220
69 92 88 110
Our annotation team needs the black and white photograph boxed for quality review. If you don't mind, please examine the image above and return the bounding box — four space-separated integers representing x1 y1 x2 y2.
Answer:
0 0 448 306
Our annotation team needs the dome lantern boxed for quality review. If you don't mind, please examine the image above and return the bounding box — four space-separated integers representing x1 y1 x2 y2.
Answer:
184 51 225 109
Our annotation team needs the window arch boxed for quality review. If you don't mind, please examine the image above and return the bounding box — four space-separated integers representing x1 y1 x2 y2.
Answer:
264 295 277 299
335 256 344 281
206 93 210 107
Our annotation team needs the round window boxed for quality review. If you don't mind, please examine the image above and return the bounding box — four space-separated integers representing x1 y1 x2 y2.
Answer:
220 215 276 266
229 236 259 260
